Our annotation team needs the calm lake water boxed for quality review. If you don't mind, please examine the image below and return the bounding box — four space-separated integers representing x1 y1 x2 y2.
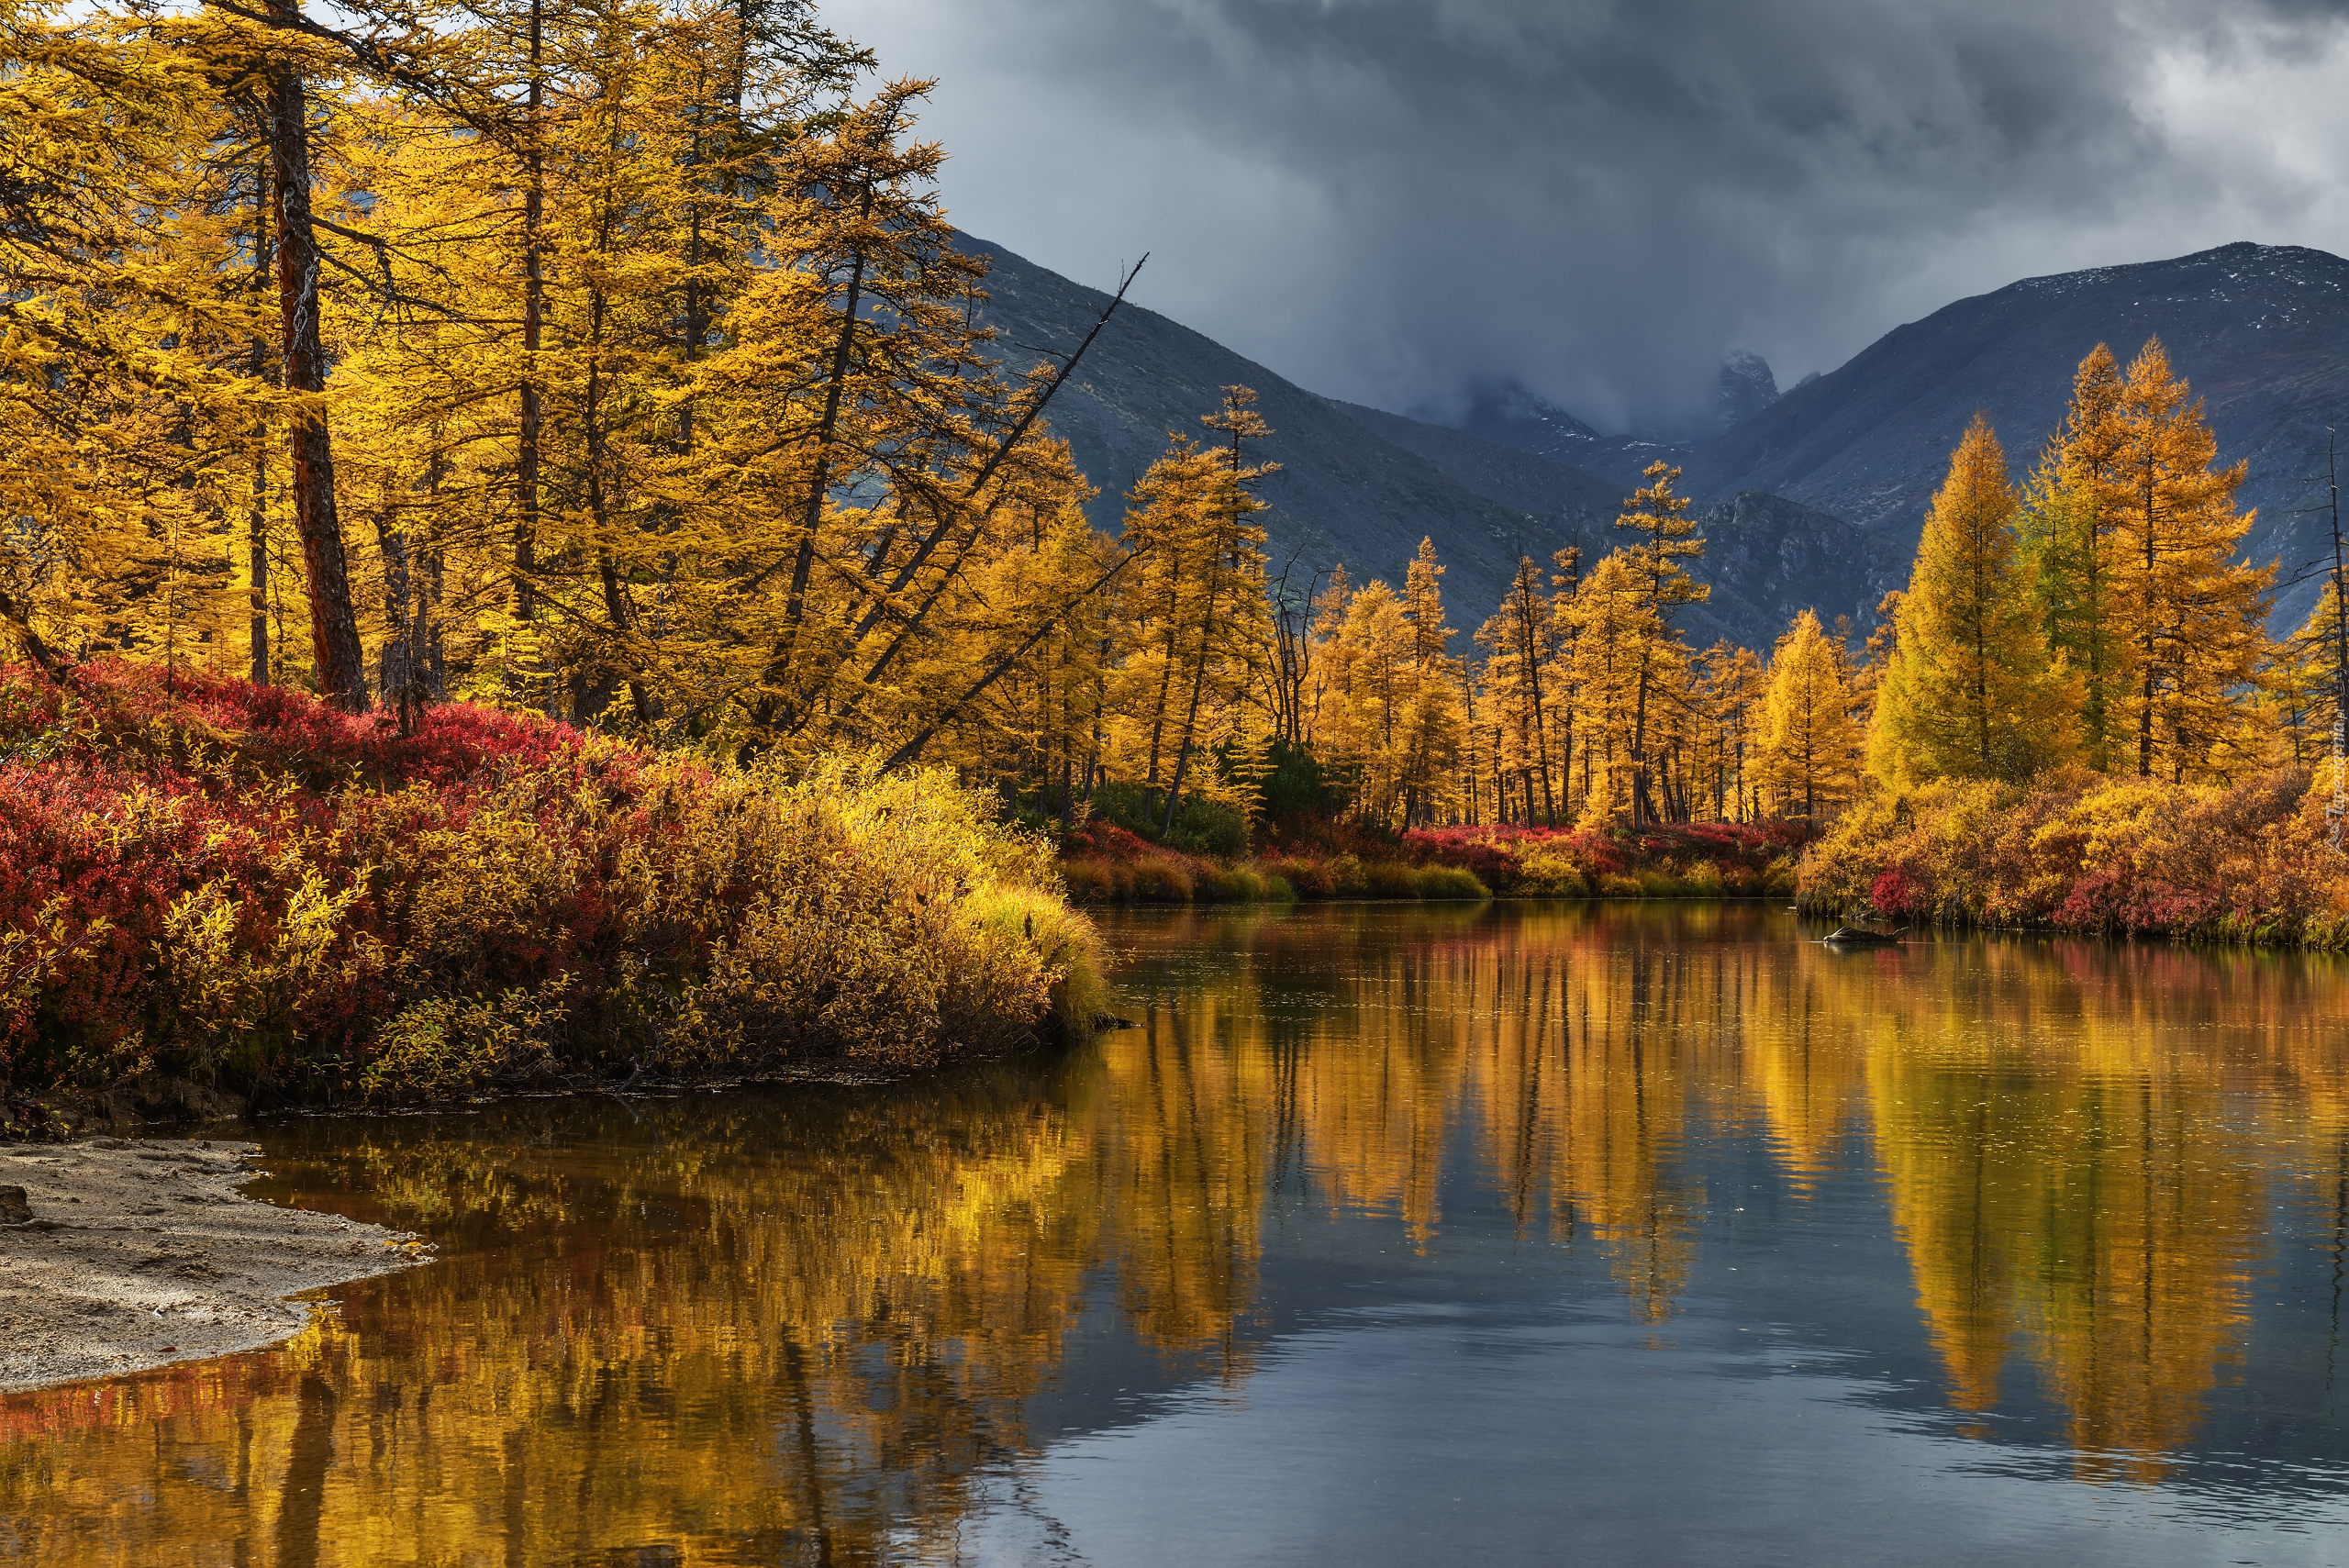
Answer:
10 903 2349 1565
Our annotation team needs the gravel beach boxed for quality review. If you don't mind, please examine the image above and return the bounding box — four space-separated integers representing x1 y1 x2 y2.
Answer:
0 1138 428 1393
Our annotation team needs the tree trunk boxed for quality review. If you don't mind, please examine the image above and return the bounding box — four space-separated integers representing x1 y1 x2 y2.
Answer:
1159 621 1216 840
375 512 416 731
264 10 368 712
249 152 271 687
514 0 546 630
763 228 869 715
1629 649 1653 825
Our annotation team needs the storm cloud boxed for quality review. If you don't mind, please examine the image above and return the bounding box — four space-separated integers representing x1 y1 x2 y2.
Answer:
846 0 2349 437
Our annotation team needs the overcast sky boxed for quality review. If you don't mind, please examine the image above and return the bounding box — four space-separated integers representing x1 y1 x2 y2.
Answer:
843 0 2349 437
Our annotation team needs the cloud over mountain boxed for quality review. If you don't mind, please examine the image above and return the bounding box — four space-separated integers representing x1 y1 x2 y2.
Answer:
852 0 2349 433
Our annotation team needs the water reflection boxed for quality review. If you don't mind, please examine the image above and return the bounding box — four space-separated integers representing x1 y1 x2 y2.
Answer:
6 904 2349 1563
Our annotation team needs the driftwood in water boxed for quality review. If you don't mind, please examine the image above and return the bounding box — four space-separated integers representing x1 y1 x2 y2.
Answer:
1823 926 1906 947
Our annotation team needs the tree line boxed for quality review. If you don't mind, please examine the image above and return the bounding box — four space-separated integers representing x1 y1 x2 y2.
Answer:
1063 335 2345 838
6 0 2342 838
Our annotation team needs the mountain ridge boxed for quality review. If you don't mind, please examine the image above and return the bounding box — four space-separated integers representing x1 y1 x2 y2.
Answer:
962 233 1914 652
1681 240 2349 629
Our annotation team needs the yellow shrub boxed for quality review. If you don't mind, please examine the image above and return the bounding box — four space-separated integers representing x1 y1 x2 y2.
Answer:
362 987 567 1101
1514 843 1591 896
615 756 1100 1072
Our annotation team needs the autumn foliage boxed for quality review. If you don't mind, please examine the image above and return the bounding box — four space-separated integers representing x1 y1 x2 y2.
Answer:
1051 812 1803 905
8 0 2349 989
0 662 1098 1114
1798 765 2349 947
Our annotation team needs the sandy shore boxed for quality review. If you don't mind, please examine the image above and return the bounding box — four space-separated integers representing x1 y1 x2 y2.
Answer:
0 1137 429 1394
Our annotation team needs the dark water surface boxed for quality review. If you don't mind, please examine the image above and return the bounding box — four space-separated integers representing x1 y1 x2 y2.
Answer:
10 904 2349 1565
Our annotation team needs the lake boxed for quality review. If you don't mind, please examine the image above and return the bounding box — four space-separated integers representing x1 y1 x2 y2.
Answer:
8 903 2349 1565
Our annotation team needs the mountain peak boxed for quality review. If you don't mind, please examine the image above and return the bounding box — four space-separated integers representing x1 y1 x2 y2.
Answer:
1716 350 1779 434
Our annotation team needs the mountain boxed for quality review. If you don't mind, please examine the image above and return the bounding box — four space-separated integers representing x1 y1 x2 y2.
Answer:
1690 492 1908 651
1443 382 1695 490
958 232 1578 620
1330 401 1622 526
1683 242 2349 629
959 233 1904 651
1430 349 1780 485
1715 350 1780 433
1337 403 1904 647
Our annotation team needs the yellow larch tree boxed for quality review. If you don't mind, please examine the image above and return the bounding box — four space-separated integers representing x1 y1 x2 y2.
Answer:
1474 553 1565 825
1692 640 1765 821
1757 609 1863 820
2265 578 2345 772
1395 537 1470 826
1310 538 1468 829
1101 395 1275 834
1564 549 1669 828
1312 575 1413 823
1546 543 1585 823
2102 339 2273 782
1613 462 1709 823
1869 414 2077 786
0 1 273 681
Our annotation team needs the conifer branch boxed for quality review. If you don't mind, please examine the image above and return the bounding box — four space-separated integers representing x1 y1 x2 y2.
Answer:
879 544 1150 771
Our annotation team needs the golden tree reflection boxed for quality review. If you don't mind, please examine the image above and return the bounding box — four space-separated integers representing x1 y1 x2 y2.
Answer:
6 906 2347 1561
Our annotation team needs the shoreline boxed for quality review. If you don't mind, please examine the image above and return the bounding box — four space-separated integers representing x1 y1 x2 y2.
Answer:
0 1138 429 1395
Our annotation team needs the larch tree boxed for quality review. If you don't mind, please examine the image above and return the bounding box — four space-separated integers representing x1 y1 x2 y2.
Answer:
1104 398 1274 832
2020 345 2128 768
1310 575 1408 824
0 1 255 680
1869 414 2077 786
1308 539 1465 829
1564 549 1667 828
1693 640 1764 821
2102 339 2272 782
1474 558 1553 825
1547 542 1583 823
1613 462 1708 823
1758 609 1862 820
238 0 370 708
1395 537 1469 827
2268 579 2346 771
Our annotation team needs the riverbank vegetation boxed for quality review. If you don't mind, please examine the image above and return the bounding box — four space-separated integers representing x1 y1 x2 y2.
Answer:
1799 768 2349 947
1799 346 2349 940
6 0 2349 1131
1056 817 1804 905
0 662 1098 1127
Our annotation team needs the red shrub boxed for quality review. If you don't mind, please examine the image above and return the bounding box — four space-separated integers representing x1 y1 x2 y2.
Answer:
1869 865 1926 919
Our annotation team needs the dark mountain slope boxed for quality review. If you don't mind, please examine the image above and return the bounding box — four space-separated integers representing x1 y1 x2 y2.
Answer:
1337 407 1905 647
1442 382 1697 489
1684 242 2349 628
960 233 1565 617
961 233 1901 651
1689 492 1908 652
1331 401 1624 525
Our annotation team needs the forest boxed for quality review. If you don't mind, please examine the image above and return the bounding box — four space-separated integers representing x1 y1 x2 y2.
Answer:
5 0 2349 1114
